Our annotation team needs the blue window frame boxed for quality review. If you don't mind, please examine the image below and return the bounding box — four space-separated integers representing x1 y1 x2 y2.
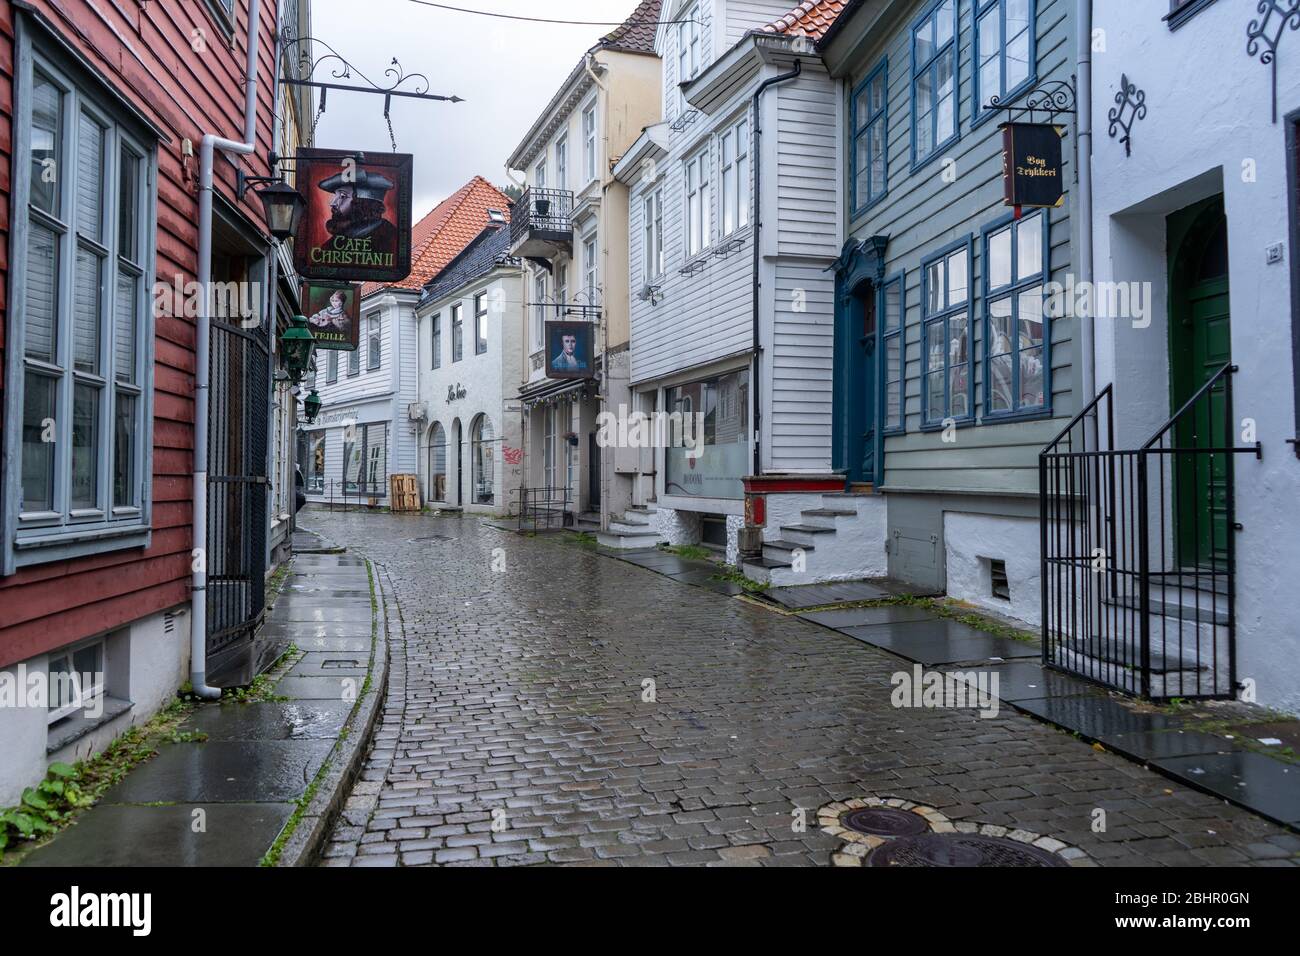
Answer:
851 60 889 215
973 0 1036 124
921 236 973 427
911 0 959 168
982 210 1050 418
879 272 906 434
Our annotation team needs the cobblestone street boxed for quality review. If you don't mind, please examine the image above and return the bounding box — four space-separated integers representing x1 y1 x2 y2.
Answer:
315 509 1300 867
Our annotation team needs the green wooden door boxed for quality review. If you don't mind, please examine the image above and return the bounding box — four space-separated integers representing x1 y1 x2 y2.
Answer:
1168 198 1231 568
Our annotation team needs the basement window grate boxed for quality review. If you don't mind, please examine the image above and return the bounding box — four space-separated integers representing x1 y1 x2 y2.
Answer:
990 559 1010 601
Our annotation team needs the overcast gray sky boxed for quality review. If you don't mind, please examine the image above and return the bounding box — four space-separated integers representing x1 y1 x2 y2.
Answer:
310 0 650 217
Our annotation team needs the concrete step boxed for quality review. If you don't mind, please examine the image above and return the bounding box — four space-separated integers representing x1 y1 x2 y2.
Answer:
781 524 836 535
802 509 856 518
608 520 653 535
597 529 663 550
764 539 815 555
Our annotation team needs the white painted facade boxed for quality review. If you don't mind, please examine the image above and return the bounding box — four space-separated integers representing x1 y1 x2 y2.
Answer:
1090 0 1300 711
414 241 526 515
613 0 845 569
302 292 422 507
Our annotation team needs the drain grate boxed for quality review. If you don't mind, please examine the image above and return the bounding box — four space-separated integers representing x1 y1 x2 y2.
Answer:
841 807 930 838
866 833 1067 868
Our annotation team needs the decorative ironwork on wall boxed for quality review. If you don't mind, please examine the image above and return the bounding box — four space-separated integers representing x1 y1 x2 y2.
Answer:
1247 0 1300 123
985 77 1078 122
1107 74 1147 157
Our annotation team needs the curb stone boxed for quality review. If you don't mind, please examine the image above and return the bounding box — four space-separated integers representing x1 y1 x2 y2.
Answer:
275 557 391 867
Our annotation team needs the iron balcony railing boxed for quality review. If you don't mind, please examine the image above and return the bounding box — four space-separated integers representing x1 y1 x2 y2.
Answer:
510 187 574 248
1040 364 1260 700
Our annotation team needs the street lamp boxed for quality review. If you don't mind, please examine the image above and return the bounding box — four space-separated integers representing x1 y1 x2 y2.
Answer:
237 172 307 241
280 315 315 385
303 390 322 424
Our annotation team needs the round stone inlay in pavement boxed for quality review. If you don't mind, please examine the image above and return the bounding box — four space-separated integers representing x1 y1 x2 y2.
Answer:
866 833 1068 868
817 796 1091 868
841 806 930 838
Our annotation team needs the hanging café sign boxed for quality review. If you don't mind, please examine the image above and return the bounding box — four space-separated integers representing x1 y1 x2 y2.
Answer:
1000 122 1066 210
293 148 414 283
301 280 362 351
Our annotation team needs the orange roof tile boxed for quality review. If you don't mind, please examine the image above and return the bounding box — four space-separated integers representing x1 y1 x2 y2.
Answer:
762 0 847 42
361 175 512 298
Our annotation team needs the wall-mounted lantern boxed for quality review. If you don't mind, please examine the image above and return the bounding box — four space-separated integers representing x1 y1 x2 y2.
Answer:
280 314 316 385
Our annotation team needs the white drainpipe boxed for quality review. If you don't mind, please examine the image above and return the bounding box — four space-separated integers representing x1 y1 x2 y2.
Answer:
192 0 264 699
1076 0 1095 406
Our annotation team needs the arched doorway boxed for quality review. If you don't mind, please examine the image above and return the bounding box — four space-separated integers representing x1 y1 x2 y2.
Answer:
427 422 447 503
470 414 495 505
1167 195 1231 567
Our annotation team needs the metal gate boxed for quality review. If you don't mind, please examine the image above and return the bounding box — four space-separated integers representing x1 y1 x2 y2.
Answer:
206 315 270 681
1039 365 1256 699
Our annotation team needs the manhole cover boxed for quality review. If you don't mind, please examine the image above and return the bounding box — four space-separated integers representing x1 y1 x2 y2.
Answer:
841 807 930 838
866 833 1067 868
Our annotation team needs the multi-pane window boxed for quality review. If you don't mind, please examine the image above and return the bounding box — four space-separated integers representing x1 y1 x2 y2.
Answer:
533 271 548 348
719 117 749 237
912 0 958 165
327 349 338 382
475 292 489 355
583 234 599 303
555 134 568 190
985 211 1048 415
451 303 464 362
348 332 360 375
685 148 711 256
47 637 105 724
366 312 380 370
852 62 888 213
342 423 387 495
582 103 597 183
12 40 154 564
555 263 568 317
676 4 701 114
880 274 905 433
975 0 1033 120
921 239 972 425
533 158 547 190
431 313 441 369
643 188 664 280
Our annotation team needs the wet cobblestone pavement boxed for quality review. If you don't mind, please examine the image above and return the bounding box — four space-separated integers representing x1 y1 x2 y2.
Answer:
315 509 1300 867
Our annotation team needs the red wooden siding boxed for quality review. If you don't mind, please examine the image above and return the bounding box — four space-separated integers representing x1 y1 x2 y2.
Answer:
0 0 284 667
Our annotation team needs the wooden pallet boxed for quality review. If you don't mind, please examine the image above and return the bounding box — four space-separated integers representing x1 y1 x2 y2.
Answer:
389 474 421 512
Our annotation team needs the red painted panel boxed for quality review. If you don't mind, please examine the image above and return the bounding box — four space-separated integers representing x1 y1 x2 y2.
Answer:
0 1 285 662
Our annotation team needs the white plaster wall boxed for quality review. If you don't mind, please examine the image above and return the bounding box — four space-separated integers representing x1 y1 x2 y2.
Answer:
945 513 1042 628
1092 1 1300 711
725 514 744 566
655 507 701 546
0 605 190 808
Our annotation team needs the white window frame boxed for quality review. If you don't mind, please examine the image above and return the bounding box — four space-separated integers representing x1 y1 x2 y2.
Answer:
555 134 568 191
534 157 547 190
533 271 548 349
676 4 701 115
719 116 750 237
46 635 106 725
475 291 489 355
685 146 712 257
366 311 381 370
643 188 664 280
582 101 598 184
3 16 158 575
583 233 599 304
451 303 464 363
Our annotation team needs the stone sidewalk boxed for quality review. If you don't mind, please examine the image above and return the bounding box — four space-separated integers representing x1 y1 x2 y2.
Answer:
22 536 385 867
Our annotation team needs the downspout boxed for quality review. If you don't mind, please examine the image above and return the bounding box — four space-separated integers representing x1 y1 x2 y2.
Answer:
751 57 803 476
1076 0 1095 407
192 0 264 699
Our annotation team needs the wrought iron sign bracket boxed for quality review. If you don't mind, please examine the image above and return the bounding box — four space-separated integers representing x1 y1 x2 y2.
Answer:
983 77 1077 125
1247 0 1300 123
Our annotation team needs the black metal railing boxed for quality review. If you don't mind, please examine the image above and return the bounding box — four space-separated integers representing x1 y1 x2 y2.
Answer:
1040 365 1259 700
516 485 572 532
510 187 574 247
320 478 388 511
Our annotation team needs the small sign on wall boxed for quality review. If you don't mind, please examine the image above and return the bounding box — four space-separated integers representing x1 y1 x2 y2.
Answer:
301 280 361 351
1001 122 1066 209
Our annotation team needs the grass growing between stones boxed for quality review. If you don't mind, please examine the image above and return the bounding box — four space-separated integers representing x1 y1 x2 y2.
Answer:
662 544 713 561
